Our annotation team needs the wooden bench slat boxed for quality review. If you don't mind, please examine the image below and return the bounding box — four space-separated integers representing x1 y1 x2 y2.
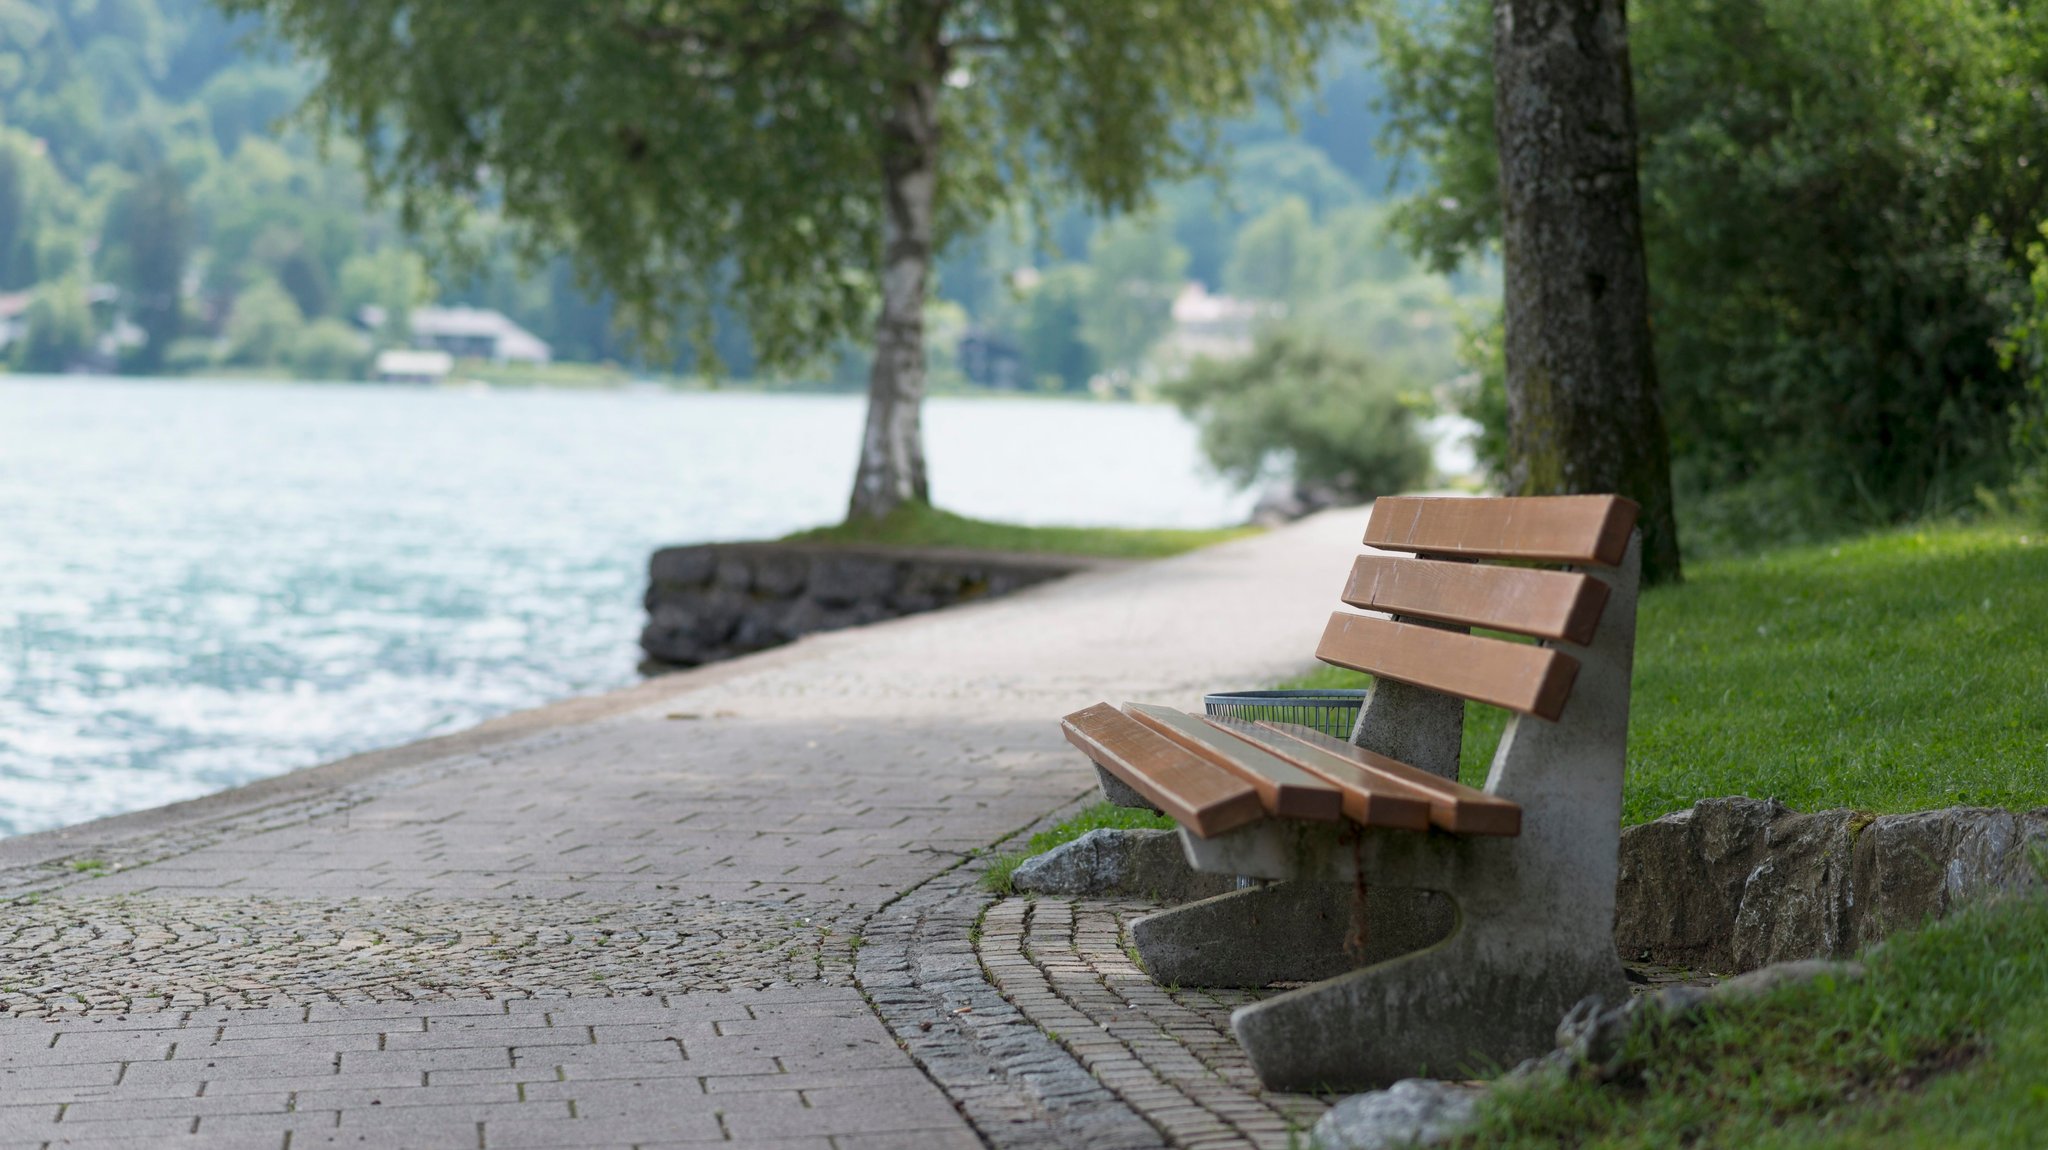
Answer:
1205 716 1432 831
1124 703 1345 822
1341 554 1611 644
1316 611 1580 720
1061 703 1265 838
1365 495 1639 566
1253 721 1523 837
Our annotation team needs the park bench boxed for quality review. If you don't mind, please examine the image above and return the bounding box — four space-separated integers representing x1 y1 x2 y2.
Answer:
1059 493 1642 1091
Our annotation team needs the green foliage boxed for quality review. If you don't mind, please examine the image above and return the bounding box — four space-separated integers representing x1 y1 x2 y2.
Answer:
1465 890 2048 1147
782 502 1256 560
1224 195 1319 302
1164 327 1431 501
1009 264 1096 391
9 272 94 372
223 0 1368 370
1367 0 2048 544
1078 215 1189 375
1451 309 1509 485
288 316 366 379
1290 524 2048 822
221 276 303 366
1993 223 2048 524
100 159 193 372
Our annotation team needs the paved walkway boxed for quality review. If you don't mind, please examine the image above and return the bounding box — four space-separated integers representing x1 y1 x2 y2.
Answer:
0 508 1376 1150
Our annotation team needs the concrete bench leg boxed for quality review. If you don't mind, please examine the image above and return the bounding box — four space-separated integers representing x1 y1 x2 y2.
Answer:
1093 762 1163 812
1230 914 1625 1092
1129 881 1454 988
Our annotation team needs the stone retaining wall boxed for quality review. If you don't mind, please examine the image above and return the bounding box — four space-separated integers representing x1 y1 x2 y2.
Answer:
640 542 1107 669
1616 797 2048 972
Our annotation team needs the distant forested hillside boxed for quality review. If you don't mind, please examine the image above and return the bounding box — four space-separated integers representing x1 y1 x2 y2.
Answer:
0 0 1462 385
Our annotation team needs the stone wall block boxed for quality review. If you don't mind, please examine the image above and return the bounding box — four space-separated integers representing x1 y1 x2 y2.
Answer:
713 557 754 592
1729 809 1861 970
649 546 716 588
809 555 902 607
752 553 809 598
1614 797 1781 970
1620 799 2048 975
641 543 1105 669
1849 809 1958 949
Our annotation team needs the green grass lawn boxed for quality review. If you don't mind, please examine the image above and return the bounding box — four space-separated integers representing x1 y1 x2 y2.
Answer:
784 501 1258 560
1288 523 2048 822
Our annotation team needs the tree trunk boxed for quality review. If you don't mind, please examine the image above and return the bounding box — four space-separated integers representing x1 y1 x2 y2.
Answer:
846 41 940 521
1491 0 1682 583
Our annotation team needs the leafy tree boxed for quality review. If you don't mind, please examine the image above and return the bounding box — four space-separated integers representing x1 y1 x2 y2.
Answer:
288 316 367 378
222 276 303 365
1079 215 1189 374
220 0 1367 519
100 159 194 373
1012 264 1095 391
1225 196 1321 303
10 273 95 372
1366 0 2048 553
1163 326 1430 501
336 246 428 335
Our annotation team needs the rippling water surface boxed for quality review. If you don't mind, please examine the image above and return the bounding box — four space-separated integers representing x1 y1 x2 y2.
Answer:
0 378 1251 836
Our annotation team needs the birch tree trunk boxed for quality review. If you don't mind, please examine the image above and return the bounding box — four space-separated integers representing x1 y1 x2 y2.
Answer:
1492 0 1683 583
846 38 939 522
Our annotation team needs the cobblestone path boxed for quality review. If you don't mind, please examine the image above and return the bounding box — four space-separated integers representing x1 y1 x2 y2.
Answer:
0 509 1374 1150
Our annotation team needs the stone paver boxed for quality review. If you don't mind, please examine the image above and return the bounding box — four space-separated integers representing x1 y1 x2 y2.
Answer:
0 508 1377 1147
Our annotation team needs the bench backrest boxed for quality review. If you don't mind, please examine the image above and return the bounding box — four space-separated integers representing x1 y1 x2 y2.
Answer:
1317 495 1640 723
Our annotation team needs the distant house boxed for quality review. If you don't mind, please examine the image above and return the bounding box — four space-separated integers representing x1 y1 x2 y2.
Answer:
1164 283 1266 363
367 306 552 364
373 348 454 384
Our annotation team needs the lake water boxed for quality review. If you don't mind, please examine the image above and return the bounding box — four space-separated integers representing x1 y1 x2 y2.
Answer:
0 378 1254 837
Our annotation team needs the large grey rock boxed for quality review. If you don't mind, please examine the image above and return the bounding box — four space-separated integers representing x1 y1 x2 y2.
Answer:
1728 808 1863 971
1312 1079 1482 1150
1617 799 2048 973
1614 797 1786 970
1850 807 2048 948
1009 829 1237 903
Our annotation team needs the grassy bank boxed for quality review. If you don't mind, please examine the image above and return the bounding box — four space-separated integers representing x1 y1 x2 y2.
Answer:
785 502 1257 560
1289 523 2048 822
1465 886 2048 1148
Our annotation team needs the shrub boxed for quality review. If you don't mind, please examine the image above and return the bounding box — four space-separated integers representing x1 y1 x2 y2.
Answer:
289 318 370 380
1164 327 1432 502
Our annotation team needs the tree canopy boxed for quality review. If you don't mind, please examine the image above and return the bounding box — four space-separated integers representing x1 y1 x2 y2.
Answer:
1366 0 2048 549
223 0 1365 371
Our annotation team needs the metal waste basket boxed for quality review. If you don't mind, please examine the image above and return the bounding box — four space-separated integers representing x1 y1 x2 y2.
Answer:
1202 689 1367 740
